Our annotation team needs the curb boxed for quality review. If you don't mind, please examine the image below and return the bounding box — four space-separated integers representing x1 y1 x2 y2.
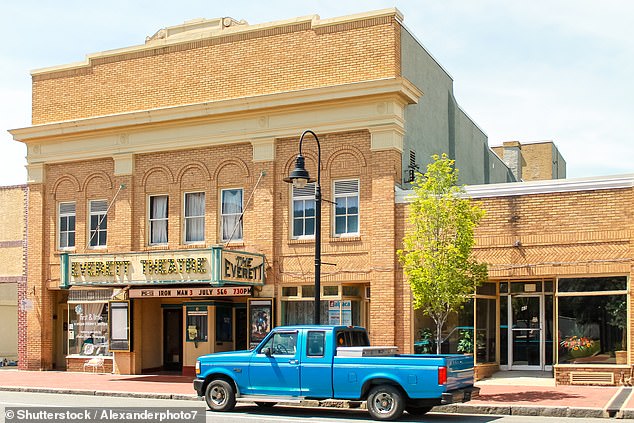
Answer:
436 404 606 419
0 386 623 418
0 386 199 401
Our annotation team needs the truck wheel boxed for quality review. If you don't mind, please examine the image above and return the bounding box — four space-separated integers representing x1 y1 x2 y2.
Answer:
204 379 236 412
367 385 405 421
406 405 432 416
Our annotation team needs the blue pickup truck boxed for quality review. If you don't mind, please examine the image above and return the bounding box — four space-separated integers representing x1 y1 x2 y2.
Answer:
194 325 478 421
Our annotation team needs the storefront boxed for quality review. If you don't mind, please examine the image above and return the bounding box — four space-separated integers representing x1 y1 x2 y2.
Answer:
60 247 264 375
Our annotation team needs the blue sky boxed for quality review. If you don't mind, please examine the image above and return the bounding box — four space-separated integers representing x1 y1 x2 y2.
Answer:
2 0 633 185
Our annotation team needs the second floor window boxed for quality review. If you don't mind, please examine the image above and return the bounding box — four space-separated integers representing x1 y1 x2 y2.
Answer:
89 200 108 247
292 183 315 238
221 188 243 242
149 195 168 245
184 192 205 243
334 179 359 236
59 202 76 249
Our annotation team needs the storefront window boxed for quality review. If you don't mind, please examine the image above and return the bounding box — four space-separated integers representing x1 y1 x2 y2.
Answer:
414 299 473 354
558 294 626 364
476 298 496 363
68 303 111 356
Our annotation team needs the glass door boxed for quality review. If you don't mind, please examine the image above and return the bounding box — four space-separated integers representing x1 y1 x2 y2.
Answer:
510 295 543 370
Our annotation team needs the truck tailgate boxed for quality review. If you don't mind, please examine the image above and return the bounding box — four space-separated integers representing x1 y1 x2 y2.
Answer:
396 354 474 391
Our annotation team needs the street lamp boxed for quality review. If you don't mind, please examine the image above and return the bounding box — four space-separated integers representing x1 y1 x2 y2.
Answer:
284 130 322 325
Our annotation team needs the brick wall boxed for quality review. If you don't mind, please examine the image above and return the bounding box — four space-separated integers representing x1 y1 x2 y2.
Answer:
29 129 402 369
0 185 27 366
397 186 634 363
32 16 400 124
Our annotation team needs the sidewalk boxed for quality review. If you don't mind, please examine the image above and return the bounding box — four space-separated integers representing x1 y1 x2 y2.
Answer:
0 368 632 419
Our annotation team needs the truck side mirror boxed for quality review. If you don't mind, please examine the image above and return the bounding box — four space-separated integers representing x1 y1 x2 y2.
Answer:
262 347 272 357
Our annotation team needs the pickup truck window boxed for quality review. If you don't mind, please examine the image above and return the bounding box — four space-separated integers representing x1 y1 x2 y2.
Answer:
306 331 325 356
260 331 297 355
335 329 370 347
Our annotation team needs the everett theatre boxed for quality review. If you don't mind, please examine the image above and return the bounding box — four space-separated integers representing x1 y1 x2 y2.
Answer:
9 9 633 385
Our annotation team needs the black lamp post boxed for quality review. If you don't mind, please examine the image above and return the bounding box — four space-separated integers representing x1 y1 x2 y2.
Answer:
284 130 322 325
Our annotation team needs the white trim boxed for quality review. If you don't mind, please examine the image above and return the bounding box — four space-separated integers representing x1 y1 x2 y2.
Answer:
148 194 169 246
332 179 360 238
396 174 634 203
183 191 206 245
220 187 244 242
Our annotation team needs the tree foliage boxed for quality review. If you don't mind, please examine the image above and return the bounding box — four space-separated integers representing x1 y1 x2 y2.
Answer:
398 154 488 354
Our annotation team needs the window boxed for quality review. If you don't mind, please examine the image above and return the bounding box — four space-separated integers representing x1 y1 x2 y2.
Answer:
89 200 108 247
260 331 297 355
307 331 326 356
221 189 243 242
334 179 359 236
149 195 168 245
557 277 627 365
292 183 315 238
184 192 205 243
59 202 76 249
68 302 111 357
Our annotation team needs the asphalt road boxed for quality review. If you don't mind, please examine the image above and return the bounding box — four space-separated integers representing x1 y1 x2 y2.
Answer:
0 391 610 423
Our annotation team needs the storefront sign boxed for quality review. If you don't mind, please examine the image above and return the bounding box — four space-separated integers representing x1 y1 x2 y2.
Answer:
60 247 265 287
221 250 265 284
129 286 252 298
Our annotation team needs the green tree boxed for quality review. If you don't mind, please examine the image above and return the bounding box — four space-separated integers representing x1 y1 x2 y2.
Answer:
398 154 488 354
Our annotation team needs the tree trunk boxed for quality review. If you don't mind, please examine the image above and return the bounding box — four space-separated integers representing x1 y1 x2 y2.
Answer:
436 320 443 355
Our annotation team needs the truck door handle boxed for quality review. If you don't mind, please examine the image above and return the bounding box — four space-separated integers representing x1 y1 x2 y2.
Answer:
289 359 299 365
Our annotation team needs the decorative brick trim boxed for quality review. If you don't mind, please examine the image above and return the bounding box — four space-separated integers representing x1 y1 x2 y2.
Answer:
0 276 26 283
0 240 23 248
315 16 395 35
18 184 28 370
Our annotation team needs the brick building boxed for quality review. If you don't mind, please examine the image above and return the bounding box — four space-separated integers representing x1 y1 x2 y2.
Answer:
399 175 634 385
9 8 629 385
0 185 27 365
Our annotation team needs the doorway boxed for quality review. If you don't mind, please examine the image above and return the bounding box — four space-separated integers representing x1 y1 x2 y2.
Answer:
504 294 553 371
163 308 182 371
235 307 247 351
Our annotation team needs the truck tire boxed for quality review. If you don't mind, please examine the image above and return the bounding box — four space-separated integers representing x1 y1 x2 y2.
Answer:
406 405 432 416
204 379 236 412
367 385 405 421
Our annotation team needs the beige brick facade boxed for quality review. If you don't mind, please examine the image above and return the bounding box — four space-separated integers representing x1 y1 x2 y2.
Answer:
11 8 631 386
0 185 27 364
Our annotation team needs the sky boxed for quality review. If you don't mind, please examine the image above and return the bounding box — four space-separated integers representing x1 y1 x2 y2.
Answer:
1 0 633 186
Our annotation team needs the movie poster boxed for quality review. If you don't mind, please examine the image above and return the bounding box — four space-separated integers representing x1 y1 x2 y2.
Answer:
248 298 273 349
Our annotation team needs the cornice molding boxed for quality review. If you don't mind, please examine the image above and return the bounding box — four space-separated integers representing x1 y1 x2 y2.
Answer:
11 78 420 143
396 174 634 203
11 78 421 167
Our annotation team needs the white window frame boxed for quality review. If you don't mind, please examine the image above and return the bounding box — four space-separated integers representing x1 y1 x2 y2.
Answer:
148 194 169 245
184 191 205 244
291 183 316 240
88 199 108 248
332 179 360 237
220 188 243 242
58 202 76 250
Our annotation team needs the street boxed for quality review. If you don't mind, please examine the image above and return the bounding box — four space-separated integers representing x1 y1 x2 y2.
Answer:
0 391 611 423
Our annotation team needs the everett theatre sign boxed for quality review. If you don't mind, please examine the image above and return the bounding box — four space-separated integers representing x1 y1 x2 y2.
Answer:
60 247 265 287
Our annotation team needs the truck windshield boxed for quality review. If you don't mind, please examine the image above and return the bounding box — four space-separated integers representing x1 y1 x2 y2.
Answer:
335 329 370 347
